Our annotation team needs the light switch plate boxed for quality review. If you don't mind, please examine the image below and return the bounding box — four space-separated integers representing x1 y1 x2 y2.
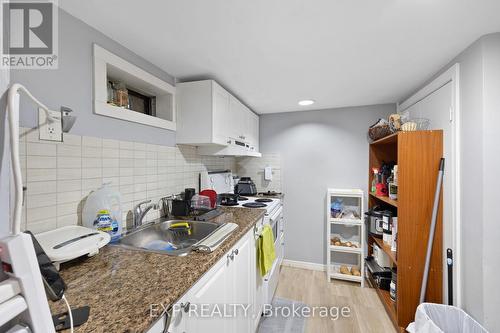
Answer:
39 108 63 142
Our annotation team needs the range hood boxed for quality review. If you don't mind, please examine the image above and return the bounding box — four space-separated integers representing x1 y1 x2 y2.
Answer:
197 141 262 157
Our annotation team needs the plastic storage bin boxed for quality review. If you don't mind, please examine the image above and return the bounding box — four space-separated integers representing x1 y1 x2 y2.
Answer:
407 303 488 333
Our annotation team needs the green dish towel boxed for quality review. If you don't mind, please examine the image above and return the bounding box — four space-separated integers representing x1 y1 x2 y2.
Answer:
258 225 276 277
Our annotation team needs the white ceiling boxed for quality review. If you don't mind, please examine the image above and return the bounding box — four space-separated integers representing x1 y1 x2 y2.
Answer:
60 0 500 114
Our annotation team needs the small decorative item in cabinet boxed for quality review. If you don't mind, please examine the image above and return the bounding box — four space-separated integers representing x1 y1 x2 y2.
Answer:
114 81 129 108
326 188 365 286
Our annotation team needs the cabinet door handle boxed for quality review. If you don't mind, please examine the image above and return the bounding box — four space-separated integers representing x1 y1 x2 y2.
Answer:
227 252 235 261
233 249 239 256
180 302 191 313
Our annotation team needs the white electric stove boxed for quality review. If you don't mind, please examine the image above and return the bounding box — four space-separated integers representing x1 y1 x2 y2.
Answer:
200 170 284 308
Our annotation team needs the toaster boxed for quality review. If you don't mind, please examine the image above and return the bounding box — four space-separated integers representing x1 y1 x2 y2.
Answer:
234 177 257 196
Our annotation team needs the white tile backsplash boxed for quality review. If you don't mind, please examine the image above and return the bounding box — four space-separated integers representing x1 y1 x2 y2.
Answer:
27 181 57 195
82 146 102 158
27 193 57 209
27 206 57 223
27 168 57 182
102 138 119 149
62 134 82 146
236 153 282 193
102 148 119 158
20 127 236 233
82 136 102 147
27 142 56 156
57 168 82 180
27 156 57 169
57 144 82 157
57 157 81 169
57 179 82 192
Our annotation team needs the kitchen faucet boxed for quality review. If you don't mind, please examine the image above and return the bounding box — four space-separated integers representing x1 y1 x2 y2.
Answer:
133 200 159 229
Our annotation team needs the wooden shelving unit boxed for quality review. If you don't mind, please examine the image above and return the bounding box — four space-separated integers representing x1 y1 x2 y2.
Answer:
367 271 397 324
370 192 398 207
367 130 443 331
372 236 397 265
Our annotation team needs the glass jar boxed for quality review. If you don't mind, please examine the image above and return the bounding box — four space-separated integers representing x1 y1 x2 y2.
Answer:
107 81 114 103
114 81 129 108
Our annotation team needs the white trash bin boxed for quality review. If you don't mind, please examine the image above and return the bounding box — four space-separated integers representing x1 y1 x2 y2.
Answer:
407 303 488 333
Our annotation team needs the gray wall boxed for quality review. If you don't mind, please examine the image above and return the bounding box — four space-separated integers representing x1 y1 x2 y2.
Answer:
11 8 177 146
403 33 500 332
259 104 395 264
2 8 179 236
479 33 500 332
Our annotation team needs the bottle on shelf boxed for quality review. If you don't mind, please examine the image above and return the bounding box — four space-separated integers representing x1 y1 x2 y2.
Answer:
371 168 379 193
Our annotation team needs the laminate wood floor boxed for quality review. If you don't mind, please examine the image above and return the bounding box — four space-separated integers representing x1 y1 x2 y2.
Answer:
275 266 397 333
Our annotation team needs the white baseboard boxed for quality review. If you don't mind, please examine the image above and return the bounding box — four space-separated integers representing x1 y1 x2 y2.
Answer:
281 259 326 272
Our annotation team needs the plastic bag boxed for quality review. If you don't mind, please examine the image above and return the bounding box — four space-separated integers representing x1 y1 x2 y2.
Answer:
407 303 488 333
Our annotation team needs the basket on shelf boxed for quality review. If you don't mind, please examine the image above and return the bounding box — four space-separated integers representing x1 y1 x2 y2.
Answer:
368 119 394 141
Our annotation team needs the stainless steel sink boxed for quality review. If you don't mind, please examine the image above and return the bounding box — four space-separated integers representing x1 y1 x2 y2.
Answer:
115 219 223 256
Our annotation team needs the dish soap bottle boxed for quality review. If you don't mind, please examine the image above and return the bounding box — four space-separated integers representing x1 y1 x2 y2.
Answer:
83 183 123 242
371 168 379 193
94 210 120 236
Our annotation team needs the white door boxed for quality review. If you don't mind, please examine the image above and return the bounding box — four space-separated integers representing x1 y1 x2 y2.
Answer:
248 112 259 150
185 259 231 333
229 233 253 332
229 96 246 141
399 71 459 305
242 105 252 143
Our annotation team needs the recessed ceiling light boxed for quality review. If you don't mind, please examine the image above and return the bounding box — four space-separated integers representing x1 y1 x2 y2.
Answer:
298 99 315 106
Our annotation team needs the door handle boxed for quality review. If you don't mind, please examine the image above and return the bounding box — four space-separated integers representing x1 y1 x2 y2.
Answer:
162 305 173 333
227 252 235 261
233 249 239 256
180 302 191 313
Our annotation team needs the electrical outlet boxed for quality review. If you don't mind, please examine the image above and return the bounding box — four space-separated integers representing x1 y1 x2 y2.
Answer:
39 108 63 142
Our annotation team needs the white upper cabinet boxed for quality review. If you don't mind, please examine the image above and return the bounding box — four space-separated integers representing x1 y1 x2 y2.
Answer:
249 111 259 152
212 83 232 145
176 80 259 155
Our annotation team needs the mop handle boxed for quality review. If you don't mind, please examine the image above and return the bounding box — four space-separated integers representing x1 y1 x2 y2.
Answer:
447 248 454 305
419 158 445 304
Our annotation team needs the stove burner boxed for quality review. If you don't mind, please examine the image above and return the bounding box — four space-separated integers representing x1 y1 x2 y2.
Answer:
238 197 249 201
259 191 282 196
255 198 273 203
220 202 239 206
242 202 267 208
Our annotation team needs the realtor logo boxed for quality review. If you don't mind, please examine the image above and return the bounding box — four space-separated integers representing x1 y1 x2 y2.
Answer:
1 0 58 69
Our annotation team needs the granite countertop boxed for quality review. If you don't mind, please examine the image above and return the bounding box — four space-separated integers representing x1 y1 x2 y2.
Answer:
50 207 265 333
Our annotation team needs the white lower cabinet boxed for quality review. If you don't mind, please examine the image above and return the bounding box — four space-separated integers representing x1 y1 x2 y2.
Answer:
229 231 253 333
146 315 166 333
165 227 260 333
